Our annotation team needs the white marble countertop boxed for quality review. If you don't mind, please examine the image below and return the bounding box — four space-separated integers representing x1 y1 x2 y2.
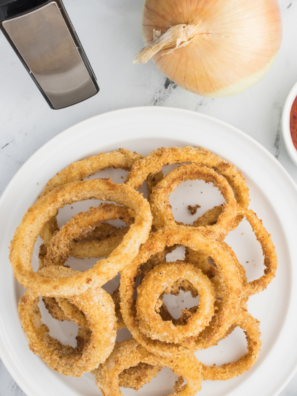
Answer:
1 0 297 395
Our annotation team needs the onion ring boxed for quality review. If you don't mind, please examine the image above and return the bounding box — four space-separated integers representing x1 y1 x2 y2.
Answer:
39 204 135 323
136 261 216 344
158 252 248 346
43 286 126 331
241 208 278 297
70 226 129 259
40 217 118 245
40 203 135 324
40 203 135 269
186 206 278 297
39 149 141 244
138 246 202 325
41 149 143 197
202 310 261 381
39 149 161 250
43 287 125 331
126 146 249 227
120 227 244 357
93 338 202 396
10 178 152 296
41 204 134 262
150 164 237 240
18 266 116 377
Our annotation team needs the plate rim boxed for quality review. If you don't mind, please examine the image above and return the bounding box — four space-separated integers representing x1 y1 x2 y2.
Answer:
1 106 296 396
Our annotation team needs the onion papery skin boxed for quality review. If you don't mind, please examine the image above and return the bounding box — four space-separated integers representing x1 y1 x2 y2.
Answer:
141 0 282 97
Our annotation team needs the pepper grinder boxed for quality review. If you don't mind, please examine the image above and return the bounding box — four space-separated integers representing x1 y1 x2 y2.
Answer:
0 0 99 109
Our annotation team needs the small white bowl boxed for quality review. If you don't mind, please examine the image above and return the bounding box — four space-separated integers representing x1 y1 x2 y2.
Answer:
282 81 297 165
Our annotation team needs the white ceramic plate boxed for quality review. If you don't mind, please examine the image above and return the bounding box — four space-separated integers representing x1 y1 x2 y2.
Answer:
1 107 297 396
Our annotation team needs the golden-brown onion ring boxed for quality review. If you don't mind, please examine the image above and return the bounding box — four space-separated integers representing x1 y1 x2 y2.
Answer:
41 209 131 260
70 226 129 259
40 204 133 323
120 227 244 357
44 287 125 331
10 178 152 296
49 286 126 331
40 203 135 269
39 149 161 248
136 261 215 344
41 149 143 197
39 149 142 243
150 164 237 240
202 310 261 381
187 206 278 297
18 266 116 377
126 146 249 227
241 208 278 297
40 203 134 325
93 338 202 396
40 217 118 245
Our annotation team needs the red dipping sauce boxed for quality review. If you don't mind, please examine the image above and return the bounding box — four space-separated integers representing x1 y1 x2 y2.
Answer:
290 96 297 150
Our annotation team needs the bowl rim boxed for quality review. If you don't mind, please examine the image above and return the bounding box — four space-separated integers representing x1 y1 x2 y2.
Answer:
282 81 297 166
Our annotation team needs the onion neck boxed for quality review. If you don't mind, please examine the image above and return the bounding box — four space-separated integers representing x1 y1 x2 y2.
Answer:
134 23 203 64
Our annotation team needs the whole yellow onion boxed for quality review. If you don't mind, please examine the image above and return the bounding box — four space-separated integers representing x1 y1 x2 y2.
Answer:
135 0 282 97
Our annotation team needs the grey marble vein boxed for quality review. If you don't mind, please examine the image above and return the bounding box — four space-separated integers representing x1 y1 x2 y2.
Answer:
151 78 177 106
273 101 283 159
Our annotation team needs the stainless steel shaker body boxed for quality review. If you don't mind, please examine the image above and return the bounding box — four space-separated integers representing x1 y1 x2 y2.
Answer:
0 0 99 109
